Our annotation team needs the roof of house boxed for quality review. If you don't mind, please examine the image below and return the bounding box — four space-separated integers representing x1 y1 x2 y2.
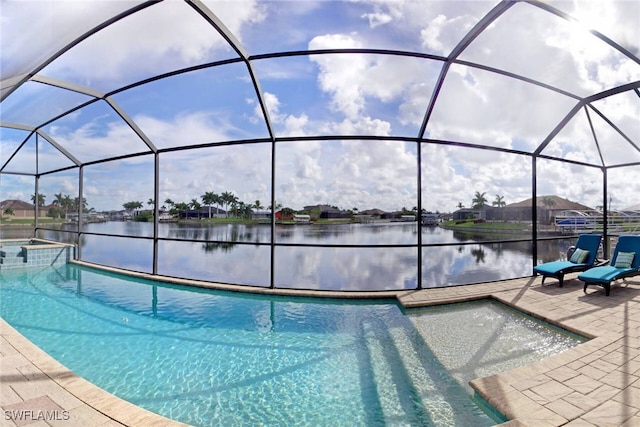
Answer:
0 199 35 210
303 204 346 213
506 195 592 211
359 209 387 215
622 203 640 211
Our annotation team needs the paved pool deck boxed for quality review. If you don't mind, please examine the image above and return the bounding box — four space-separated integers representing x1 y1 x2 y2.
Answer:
2 271 640 426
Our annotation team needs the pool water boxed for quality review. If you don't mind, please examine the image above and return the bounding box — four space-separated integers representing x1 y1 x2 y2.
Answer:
0 265 584 426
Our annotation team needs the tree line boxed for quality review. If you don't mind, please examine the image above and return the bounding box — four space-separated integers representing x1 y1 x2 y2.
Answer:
456 191 507 210
28 193 90 219
124 191 276 220
456 193 561 211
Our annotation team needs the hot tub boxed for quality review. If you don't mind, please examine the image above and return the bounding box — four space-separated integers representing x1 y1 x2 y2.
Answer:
0 238 75 269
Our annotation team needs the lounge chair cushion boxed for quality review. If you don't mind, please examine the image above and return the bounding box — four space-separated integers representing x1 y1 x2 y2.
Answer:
534 261 584 276
614 252 635 269
578 265 635 285
570 248 589 264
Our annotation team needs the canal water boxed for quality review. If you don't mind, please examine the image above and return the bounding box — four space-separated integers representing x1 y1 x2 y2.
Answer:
19 221 575 291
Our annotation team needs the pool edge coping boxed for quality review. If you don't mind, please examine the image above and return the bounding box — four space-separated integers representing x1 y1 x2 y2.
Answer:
69 259 404 300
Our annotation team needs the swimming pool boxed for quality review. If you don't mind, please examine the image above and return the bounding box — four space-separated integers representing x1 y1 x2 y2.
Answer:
0 264 584 426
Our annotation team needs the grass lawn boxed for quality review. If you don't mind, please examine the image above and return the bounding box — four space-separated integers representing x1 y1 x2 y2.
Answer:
0 218 65 225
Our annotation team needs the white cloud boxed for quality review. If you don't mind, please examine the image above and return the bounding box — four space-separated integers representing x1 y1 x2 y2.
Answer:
308 34 439 130
255 91 312 136
136 111 235 149
47 116 149 163
202 0 267 37
362 11 393 28
357 0 404 29
1 1 139 81
427 64 579 152
275 139 417 211
38 0 265 87
420 13 477 55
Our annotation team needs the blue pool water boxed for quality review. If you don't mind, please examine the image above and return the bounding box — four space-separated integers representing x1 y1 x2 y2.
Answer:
0 265 584 426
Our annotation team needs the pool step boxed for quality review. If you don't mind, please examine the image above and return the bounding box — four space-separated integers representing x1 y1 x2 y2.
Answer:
361 320 438 426
0 247 27 266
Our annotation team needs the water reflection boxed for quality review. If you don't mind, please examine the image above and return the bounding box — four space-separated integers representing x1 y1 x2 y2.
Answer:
422 241 533 288
157 241 271 287
275 246 418 291
165 222 267 243
28 222 579 291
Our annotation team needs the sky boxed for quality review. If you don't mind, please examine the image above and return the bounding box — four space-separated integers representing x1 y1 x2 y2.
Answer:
1 0 639 213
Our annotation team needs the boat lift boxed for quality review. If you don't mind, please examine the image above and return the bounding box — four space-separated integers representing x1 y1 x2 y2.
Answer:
554 209 640 234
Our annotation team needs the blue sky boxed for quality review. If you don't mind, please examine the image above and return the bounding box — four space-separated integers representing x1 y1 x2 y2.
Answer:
1 0 639 213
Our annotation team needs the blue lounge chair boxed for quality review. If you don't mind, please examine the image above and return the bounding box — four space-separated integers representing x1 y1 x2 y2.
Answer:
579 235 640 296
534 234 602 288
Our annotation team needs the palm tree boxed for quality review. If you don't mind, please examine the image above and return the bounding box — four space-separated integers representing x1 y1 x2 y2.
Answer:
164 198 174 208
61 195 73 219
540 196 557 225
233 201 251 219
147 198 155 208
492 194 506 221
173 202 189 218
212 193 223 217
456 201 464 209
73 197 88 213
268 202 283 212
123 201 143 218
31 193 46 207
201 191 217 219
220 191 238 217
190 198 202 211
53 192 64 207
471 191 488 209
540 196 556 209
48 193 65 219
253 200 264 211
2 208 14 222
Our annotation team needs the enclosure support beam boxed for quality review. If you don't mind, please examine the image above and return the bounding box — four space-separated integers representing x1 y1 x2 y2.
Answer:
532 156 538 269
602 168 609 258
78 166 84 260
153 152 160 275
417 141 423 290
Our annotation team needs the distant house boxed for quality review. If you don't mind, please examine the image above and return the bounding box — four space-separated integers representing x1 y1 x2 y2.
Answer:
506 195 593 224
275 210 291 221
303 204 351 220
0 199 53 219
108 210 131 221
453 208 486 221
360 209 386 218
381 211 407 220
452 196 594 223
421 213 440 225
251 210 271 221
179 207 226 219
293 214 310 223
